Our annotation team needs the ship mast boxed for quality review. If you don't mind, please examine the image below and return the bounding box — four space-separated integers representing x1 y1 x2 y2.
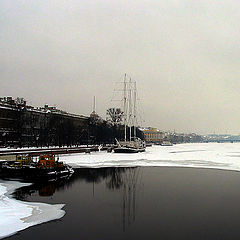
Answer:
129 78 132 141
124 73 127 142
123 75 137 142
133 81 137 139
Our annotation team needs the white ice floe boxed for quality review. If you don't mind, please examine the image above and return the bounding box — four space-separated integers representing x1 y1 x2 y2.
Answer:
61 142 240 172
0 181 65 239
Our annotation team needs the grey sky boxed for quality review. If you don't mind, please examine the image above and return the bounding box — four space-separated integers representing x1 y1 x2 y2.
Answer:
1 0 240 134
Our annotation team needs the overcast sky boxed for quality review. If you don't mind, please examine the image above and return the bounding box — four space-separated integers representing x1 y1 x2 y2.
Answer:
1 0 240 134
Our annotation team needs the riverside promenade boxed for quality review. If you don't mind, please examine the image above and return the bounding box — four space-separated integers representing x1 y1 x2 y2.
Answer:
0 145 114 160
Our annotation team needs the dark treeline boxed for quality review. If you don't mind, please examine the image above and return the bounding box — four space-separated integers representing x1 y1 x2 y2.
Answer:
0 107 144 148
89 116 144 145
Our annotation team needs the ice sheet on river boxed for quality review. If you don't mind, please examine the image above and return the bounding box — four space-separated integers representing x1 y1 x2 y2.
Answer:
0 181 65 239
62 143 240 172
1 143 239 238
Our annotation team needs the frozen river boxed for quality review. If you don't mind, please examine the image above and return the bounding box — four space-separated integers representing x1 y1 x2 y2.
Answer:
2 142 240 239
62 142 240 171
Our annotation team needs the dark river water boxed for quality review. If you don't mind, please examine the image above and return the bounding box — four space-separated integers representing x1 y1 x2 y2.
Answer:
6 167 240 240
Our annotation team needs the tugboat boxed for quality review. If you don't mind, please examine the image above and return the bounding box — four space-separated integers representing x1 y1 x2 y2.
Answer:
1 154 74 180
35 154 74 178
1 154 34 175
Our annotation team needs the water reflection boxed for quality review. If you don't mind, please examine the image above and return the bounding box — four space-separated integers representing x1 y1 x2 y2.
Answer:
13 177 73 200
13 167 142 230
121 168 141 230
7 166 240 240
75 168 142 230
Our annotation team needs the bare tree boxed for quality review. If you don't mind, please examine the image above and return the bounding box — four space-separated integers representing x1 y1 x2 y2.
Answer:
106 108 123 125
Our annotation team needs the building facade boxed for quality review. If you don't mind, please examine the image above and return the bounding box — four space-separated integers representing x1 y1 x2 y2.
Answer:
0 97 89 147
143 128 165 143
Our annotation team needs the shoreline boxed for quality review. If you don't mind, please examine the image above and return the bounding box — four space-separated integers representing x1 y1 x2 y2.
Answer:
0 180 65 239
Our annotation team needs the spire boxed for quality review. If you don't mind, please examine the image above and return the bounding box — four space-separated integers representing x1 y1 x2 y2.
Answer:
90 96 98 118
93 96 96 113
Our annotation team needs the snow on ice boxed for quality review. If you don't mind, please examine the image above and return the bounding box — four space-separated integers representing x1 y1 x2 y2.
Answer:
0 181 65 239
61 142 240 172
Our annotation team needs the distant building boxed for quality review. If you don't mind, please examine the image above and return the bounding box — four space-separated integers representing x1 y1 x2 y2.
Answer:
142 128 165 143
142 127 204 144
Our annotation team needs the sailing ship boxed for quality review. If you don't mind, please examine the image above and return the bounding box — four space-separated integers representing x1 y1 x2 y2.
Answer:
114 74 146 153
114 137 146 153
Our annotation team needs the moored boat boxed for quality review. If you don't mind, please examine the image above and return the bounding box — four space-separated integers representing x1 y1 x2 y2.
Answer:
114 138 146 153
0 154 74 179
160 141 173 146
113 74 146 153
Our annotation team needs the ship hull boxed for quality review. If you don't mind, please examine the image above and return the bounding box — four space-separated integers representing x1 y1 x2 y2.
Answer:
0 165 74 180
114 147 145 153
114 147 139 153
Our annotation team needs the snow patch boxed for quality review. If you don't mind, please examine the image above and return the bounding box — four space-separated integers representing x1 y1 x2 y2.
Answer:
0 181 65 239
